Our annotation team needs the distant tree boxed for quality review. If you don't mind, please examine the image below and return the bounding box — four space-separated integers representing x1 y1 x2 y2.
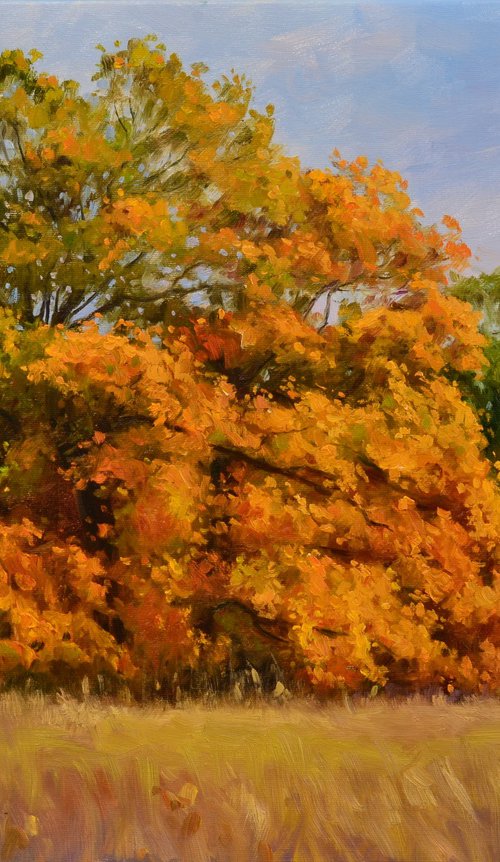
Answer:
450 268 500 337
448 269 500 462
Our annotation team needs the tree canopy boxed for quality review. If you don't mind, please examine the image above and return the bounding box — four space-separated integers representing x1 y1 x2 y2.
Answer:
0 38 469 328
0 38 498 698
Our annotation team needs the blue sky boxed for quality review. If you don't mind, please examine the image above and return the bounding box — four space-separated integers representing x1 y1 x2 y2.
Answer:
2 1 499 272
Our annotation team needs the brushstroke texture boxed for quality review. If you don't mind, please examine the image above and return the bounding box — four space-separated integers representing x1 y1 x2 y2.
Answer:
1 695 500 862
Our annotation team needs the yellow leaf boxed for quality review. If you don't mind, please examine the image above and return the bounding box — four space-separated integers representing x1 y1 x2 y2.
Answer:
179 782 198 805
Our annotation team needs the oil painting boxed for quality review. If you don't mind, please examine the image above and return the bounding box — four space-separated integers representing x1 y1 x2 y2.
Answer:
0 1 499 860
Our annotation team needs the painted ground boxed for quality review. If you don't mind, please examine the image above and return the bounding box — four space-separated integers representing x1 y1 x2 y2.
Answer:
0 695 499 861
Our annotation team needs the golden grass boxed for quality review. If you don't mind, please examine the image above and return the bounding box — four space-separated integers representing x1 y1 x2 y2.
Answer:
0 694 499 861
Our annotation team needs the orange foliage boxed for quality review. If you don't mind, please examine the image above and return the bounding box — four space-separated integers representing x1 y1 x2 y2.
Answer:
0 275 498 696
0 38 497 699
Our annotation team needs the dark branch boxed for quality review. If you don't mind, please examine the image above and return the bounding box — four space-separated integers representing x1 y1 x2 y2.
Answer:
213 444 336 496
12 123 26 165
210 599 288 643
114 105 129 138
314 626 347 639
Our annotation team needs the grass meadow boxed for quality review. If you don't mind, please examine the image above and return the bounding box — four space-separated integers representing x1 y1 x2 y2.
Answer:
0 694 499 861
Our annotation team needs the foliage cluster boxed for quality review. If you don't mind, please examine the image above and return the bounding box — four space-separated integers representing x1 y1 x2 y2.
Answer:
448 268 500 463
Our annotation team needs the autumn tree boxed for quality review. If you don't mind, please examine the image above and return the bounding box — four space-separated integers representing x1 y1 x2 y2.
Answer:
0 38 497 698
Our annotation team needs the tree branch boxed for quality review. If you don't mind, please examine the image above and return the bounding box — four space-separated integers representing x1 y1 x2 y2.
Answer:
210 599 288 643
212 444 336 496
12 122 26 165
114 104 129 139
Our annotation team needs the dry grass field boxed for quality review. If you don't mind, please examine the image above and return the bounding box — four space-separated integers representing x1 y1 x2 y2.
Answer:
0 694 499 862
